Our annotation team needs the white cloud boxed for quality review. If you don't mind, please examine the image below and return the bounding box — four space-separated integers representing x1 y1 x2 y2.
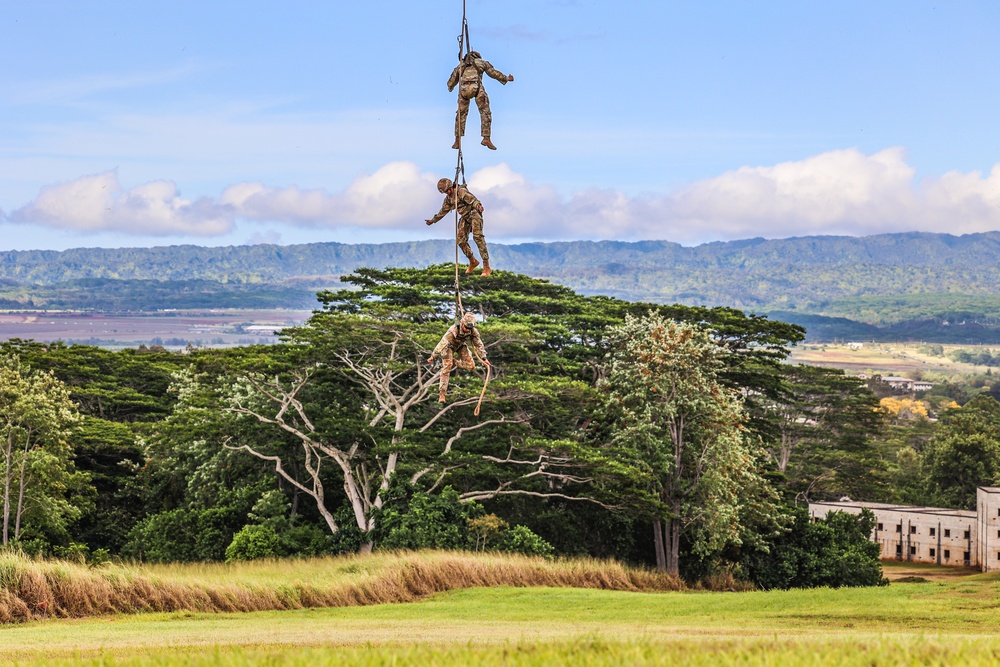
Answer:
8 170 233 236
468 149 1000 241
221 161 440 228
7 149 1000 242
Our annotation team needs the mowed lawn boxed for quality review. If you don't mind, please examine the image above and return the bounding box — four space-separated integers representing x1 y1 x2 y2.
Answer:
5 562 1000 666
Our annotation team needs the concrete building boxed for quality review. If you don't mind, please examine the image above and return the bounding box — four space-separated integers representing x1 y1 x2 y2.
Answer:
809 487 1000 572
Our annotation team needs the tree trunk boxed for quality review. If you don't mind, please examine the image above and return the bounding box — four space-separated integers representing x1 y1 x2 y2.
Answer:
14 439 31 540
358 540 374 555
2 433 12 546
653 520 667 571
665 503 682 577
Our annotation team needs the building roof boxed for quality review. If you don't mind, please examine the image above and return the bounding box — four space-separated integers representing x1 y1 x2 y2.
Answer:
810 500 976 519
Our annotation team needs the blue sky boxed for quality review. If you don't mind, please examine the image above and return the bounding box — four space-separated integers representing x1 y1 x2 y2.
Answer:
2 0 1000 250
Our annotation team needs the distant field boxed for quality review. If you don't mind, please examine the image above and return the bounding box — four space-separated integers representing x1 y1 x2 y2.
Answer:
0 309 312 349
4 560 1000 665
788 342 996 379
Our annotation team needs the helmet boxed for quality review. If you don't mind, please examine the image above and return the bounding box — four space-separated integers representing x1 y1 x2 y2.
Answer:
468 51 481 59
460 312 477 329
437 178 453 193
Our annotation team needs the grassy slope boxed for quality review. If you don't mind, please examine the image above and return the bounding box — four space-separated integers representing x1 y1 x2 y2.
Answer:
4 562 1000 665
0 551 679 624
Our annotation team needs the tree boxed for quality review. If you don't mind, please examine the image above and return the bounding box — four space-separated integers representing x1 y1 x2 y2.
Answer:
740 508 887 589
765 365 884 501
136 266 802 561
599 312 781 576
0 355 84 545
923 395 1000 509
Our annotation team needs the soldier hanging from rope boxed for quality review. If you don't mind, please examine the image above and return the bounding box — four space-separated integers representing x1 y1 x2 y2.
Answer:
425 177 493 277
449 51 513 150
428 312 490 403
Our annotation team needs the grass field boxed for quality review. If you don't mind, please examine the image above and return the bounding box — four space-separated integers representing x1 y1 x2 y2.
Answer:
788 342 995 379
4 560 1000 665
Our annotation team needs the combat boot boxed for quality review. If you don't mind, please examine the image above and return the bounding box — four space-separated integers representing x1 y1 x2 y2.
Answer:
480 259 492 277
481 137 497 150
465 257 480 274
452 137 461 149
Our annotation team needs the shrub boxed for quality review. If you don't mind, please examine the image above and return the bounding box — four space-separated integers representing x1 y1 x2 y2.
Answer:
497 525 555 558
226 525 283 561
740 507 887 590
122 507 243 562
378 488 483 551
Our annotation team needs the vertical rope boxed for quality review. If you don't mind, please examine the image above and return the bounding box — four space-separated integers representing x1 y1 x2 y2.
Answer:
450 0 471 324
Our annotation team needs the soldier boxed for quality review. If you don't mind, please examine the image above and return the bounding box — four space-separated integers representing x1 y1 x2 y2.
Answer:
427 312 490 403
425 177 492 277
448 50 514 150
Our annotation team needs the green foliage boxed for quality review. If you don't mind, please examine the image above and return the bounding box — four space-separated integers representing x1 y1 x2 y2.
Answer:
597 312 785 575
226 525 283 562
947 348 1000 366
122 507 243 562
768 365 885 501
0 354 87 548
374 485 554 557
922 395 1000 509
377 488 484 551
740 508 887 589
497 525 555 558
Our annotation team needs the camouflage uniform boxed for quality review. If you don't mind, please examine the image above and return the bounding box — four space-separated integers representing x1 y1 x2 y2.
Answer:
429 314 488 397
448 51 511 141
426 184 489 265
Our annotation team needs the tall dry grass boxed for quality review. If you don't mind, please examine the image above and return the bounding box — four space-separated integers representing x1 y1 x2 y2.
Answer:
0 550 682 624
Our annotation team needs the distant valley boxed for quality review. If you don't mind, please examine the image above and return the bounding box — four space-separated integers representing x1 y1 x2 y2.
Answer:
2 231 1000 343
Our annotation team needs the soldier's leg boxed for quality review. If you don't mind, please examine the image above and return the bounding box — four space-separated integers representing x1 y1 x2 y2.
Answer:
455 97 471 140
439 350 456 400
476 89 496 149
469 211 490 276
476 88 492 138
456 345 475 371
457 215 479 272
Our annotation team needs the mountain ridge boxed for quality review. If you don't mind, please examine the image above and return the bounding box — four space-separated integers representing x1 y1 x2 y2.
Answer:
2 231 1000 319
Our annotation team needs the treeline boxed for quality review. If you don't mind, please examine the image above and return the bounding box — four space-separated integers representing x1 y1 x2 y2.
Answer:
0 278 318 311
769 311 1000 344
1 232 1000 320
10 266 998 587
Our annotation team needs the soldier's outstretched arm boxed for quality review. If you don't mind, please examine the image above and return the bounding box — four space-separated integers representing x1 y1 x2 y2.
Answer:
481 60 512 85
426 196 456 225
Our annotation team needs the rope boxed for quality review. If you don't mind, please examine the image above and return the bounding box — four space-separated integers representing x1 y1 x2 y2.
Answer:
451 0 472 324
473 349 491 416
451 148 467 321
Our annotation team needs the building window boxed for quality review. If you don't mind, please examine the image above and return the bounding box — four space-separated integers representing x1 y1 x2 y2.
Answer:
964 551 970 563
997 508 1000 517
930 527 936 537
930 548 936 558
895 544 902 554
909 525 917 534
944 550 951 559
896 524 902 533
878 523 884 531
910 546 917 555
945 529 951 537
965 530 971 539
996 529 999 539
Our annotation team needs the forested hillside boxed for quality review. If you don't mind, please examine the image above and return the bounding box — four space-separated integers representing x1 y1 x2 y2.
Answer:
0 267 901 587
3 232 1000 340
